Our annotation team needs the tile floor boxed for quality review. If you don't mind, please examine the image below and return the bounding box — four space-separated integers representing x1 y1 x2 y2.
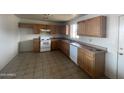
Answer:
0 51 95 79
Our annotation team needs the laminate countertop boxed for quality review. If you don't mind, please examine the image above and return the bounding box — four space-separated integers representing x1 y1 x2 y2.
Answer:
70 42 106 53
51 38 107 53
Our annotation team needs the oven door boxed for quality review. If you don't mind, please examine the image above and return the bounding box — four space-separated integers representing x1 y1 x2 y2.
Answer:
40 40 51 52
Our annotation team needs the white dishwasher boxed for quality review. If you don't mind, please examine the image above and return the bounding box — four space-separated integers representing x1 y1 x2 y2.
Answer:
70 44 78 65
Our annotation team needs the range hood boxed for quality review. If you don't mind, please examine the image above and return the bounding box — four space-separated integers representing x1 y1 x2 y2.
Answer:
40 29 51 32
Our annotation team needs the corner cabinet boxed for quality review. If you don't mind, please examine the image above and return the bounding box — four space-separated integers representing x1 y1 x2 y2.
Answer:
77 16 106 37
59 40 70 57
51 39 59 50
78 47 105 78
59 25 70 35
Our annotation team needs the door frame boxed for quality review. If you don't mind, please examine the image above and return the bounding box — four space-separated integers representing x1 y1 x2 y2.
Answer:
117 15 124 79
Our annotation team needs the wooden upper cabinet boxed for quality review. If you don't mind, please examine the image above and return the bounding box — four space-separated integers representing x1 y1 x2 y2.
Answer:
33 24 39 34
48 25 63 35
85 16 106 37
59 25 66 35
77 21 85 35
48 25 56 34
19 23 69 35
77 16 106 37
33 24 47 34
37 24 46 30
59 25 70 35
55 25 60 34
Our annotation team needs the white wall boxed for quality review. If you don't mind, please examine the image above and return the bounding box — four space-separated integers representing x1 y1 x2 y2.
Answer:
67 14 121 79
19 28 40 52
0 15 20 71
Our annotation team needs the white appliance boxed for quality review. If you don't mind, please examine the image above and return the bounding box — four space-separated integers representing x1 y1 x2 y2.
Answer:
70 44 78 64
40 32 51 52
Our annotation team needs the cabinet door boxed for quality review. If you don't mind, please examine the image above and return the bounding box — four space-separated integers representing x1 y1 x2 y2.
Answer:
64 43 69 56
33 24 40 34
59 41 69 56
49 25 57 34
77 21 85 35
77 16 106 37
78 48 95 77
58 40 63 51
33 38 40 52
59 25 66 35
78 49 84 69
85 16 106 37
83 55 94 76
85 17 100 36
78 48 85 68
51 40 58 50
55 25 60 34
61 41 66 54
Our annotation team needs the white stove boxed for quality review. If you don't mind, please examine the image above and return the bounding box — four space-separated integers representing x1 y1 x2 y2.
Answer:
40 36 51 52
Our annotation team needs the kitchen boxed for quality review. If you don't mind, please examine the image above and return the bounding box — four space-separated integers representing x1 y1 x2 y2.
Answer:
1 0 124 92
0 14 124 79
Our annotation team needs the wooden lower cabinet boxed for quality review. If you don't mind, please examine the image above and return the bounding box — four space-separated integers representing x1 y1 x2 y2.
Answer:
51 39 59 50
51 39 70 57
33 38 40 52
78 47 105 78
83 55 94 76
59 40 69 57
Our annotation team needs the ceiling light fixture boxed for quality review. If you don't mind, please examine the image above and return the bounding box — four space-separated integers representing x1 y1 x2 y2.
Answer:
42 14 53 20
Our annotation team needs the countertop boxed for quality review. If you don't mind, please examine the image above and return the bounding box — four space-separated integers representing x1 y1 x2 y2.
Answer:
33 36 107 53
70 42 106 53
51 37 107 53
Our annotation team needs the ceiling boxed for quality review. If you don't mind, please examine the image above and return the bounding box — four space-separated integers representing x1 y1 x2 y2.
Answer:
16 14 84 22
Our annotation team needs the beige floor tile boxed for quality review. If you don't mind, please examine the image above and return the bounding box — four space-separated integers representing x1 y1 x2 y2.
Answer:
0 51 93 79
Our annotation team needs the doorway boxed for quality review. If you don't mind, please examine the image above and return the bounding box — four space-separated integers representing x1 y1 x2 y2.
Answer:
118 15 124 78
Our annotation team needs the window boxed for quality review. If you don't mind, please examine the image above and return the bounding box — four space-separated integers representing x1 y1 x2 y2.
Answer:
70 23 79 38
